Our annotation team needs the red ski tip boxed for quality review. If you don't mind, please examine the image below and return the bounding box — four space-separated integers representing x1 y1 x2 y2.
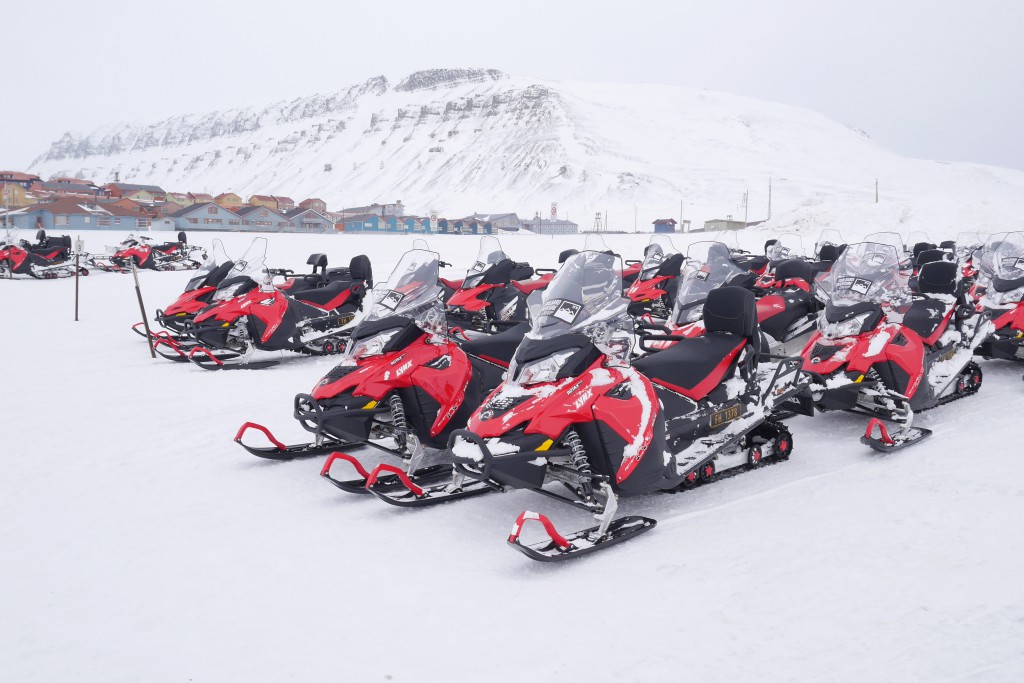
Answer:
508 511 571 549
152 336 184 355
189 346 224 366
365 464 424 496
320 452 371 479
234 422 286 451
864 418 895 445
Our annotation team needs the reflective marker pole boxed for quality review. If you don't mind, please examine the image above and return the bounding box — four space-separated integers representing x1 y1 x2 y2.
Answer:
74 237 83 322
131 260 156 358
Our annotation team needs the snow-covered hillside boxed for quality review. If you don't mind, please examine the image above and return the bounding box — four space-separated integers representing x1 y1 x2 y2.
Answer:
2 230 1023 681
29 68 1024 234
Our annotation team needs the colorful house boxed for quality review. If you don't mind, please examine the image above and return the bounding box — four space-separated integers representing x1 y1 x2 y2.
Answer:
284 208 333 232
215 192 243 209
1 183 39 208
273 196 295 211
401 216 432 233
299 197 327 213
6 197 150 231
652 218 678 233
0 171 41 188
103 183 167 202
167 192 192 206
168 202 246 232
187 192 214 204
248 194 278 210
235 205 293 231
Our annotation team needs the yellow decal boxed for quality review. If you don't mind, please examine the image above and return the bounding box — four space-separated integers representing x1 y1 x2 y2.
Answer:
536 439 554 451
363 400 378 409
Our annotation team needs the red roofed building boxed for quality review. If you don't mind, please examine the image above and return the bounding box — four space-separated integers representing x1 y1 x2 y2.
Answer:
299 197 327 213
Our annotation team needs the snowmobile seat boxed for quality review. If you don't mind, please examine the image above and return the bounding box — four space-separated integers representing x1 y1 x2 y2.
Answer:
177 231 188 244
635 287 756 401
912 242 936 260
558 249 579 264
349 254 372 284
915 248 949 269
510 262 535 281
993 274 1024 293
293 280 352 309
307 253 328 274
203 260 236 288
460 322 530 367
917 260 958 295
940 240 956 250
905 261 958 344
818 244 842 263
480 259 515 286
657 252 685 278
773 258 813 285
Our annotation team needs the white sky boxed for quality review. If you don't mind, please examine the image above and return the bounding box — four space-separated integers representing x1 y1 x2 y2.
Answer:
4 0 1022 170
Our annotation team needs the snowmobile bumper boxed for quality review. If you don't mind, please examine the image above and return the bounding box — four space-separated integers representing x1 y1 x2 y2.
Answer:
977 334 1024 362
448 429 567 492
812 378 865 412
293 393 391 442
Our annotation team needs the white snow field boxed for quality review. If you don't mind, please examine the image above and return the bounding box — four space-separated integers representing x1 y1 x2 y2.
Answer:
2 230 1023 682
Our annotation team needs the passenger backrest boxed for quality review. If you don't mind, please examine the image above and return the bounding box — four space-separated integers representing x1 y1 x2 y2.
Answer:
348 254 372 284
773 258 813 283
818 244 841 263
912 242 936 260
704 286 757 338
939 240 956 250
558 249 578 264
915 248 948 268
307 253 328 274
917 260 957 295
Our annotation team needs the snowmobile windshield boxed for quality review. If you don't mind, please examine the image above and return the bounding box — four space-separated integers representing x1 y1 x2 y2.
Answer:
865 232 912 269
2 226 19 247
976 232 1008 285
670 242 746 325
640 235 679 279
766 233 805 262
530 250 628 340
814 229 844 258
826 242 910 306
461 236 508 289
363 249 446 334
987 232 1024 300
954 231 985 261
583 234 612 253
905 230 930 252
185 239 230 291
214 238 268 301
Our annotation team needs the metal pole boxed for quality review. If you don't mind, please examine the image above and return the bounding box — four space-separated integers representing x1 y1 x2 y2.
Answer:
767 178 772 220
131 260 156 358
743 190 749 227
74 253 80 321
875 178 879 204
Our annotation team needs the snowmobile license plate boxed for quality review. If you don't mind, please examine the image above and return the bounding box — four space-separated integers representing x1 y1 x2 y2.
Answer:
709 404 741 428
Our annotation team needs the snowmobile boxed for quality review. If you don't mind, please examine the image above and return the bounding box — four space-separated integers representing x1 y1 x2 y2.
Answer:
625 235 684 319
235 246 529 495
0 229 86 279
89 231 206 272
358 249 808 562
813 229 846 261
794 241 991 451
638 240 821 355
445 236 550 334
154 238 369 369
973 232 1024 371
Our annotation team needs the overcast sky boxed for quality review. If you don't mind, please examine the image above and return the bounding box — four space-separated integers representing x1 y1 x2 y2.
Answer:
4 0 1022 171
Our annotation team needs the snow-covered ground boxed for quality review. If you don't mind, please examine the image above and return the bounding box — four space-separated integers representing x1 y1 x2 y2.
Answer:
2 230 1023 682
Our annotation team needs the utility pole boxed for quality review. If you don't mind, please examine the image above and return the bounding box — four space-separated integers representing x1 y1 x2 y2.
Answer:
875 178 879 204
743 190 749 227
767 178 772 220
633 204 638 233
679 198 683 231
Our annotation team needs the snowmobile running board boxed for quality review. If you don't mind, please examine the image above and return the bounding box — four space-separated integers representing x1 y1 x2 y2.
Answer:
234 422 351 461
363 462 500 507
860 418 933 452
507 511 657 562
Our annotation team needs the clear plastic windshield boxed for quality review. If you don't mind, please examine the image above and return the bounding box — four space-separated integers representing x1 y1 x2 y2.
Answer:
905 230 931 252
766 233 804 261
2 226 19 247
411 238 430 251
814 229 844 258
531 250 629 340
976 232 1008 284
670 241 745 325
865 232 912 269
640 235 679 278
185 239 230 291
992 232 1024 280
826 242 910 305
707 230 740 251
583 234 611 253
364 249 446 334
462 236 508 289
214 237 268 298
954 231 985 261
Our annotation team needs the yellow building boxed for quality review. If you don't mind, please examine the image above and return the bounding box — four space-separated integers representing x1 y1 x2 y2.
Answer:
1 183 37 208
215 192 243 209
248 194 278 210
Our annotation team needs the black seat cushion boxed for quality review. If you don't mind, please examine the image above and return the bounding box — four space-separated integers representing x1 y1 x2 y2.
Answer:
818 244 842 263
912 242 936 259
917 261 957 295
774 258 813 283
460 323 530 366
510 263 535 280
349 254 372 283
903 299 950 344
293 280 351 308
704 286 757 338
657 252 685 278
635 333 747 401
915 248 948 268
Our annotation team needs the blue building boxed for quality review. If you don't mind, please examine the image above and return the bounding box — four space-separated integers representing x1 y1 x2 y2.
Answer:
169 202 248 232
285 208 334 233
5 197 149 231
234 205 294 231
653 218 678 233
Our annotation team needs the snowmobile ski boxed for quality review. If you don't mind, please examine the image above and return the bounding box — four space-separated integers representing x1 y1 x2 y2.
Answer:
507 511 657 562
320 453 457 494
234 422 352 461
363 463 499 507
860 418 933 452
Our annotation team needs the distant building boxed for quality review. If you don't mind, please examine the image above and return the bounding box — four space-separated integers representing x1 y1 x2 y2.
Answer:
0 171 41 188
273 196 295 212
103 183 167 202
400 216 432 233
299 197 328 213
521 217 578 235
1 183 39 208
167 192 192 206
248 194 278 210
652 218 678 233
5 197 150 231
470 212 521 231
32 180 99 197
703 218 747 232
168 202 247 232
337 201 405 219
187 192 214 204
215 192 243 209
235 205 293 231
284 208 333 232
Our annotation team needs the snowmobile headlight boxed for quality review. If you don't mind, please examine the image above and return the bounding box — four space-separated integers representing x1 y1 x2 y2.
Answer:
348 329 399 360
985 286 1024 307
821 312 871 339
511 348 578 385
213 282 246 301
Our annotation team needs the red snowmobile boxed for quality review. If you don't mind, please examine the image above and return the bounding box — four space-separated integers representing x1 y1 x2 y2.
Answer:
794 241 991 451
89 231 206 272
625 235 684 319
0 229 85 279
235 246 529 495
356 250 808 561
154 238 370 369
445 236 551 333
974 232 1024 372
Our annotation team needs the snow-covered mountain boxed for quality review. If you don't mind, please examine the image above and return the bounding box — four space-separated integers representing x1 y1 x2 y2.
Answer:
28 67 1024 234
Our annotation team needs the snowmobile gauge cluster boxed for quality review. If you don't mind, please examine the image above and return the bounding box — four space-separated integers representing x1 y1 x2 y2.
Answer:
10 226 1017 561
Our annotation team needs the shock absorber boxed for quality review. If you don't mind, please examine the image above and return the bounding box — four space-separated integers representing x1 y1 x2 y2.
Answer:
564 430 593 499
389 394 408 451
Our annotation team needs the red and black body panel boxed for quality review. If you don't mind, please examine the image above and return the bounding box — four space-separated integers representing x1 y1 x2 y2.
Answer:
977 302 1024 361
625 253 684 318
